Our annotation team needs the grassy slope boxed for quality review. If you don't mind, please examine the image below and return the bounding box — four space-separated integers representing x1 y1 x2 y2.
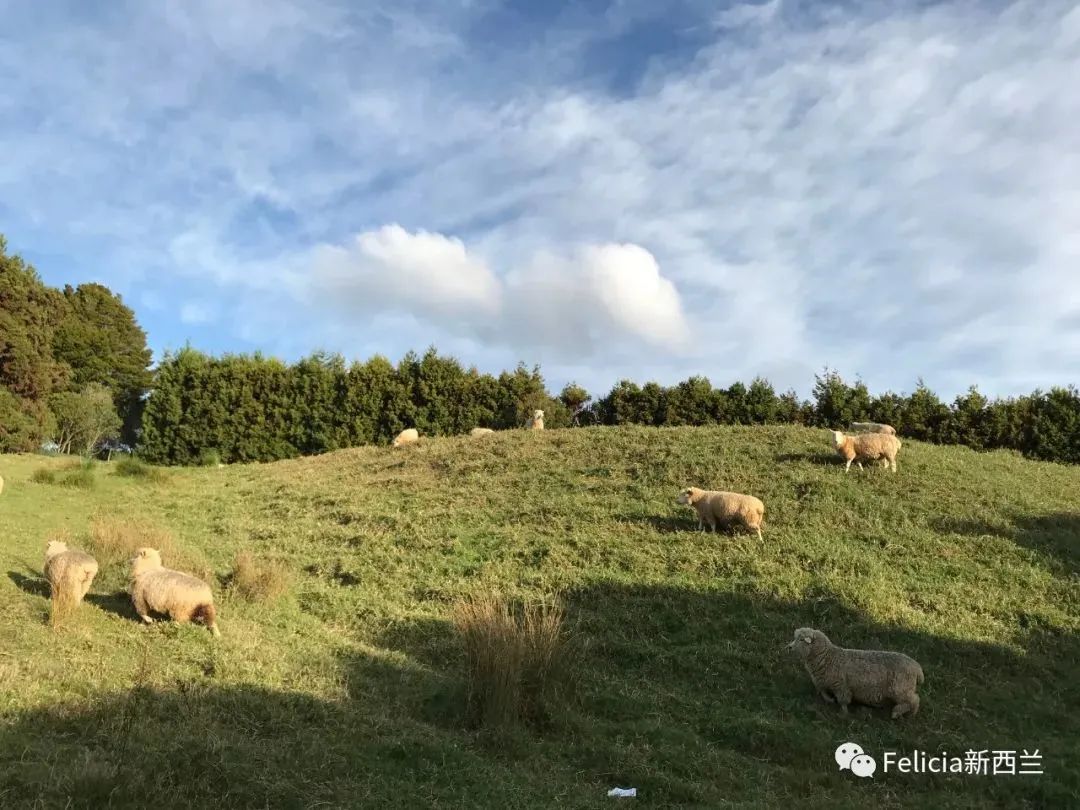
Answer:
0 425 1078 808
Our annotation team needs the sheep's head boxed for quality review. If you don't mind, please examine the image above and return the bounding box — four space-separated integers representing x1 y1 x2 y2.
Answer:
533 410 544 420
830 430 845 448
45 539 68 559
787 627 830 659
130 547 162 574
676 487 703 505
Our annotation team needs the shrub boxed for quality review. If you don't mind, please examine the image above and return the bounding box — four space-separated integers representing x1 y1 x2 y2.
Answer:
58 458 97 489
227 551 291 602
453 592 575 730
114 456 167 482
31 468 57 485
198 448 222 468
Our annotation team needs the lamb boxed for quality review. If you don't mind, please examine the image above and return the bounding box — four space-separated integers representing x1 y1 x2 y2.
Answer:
129 547 220 636
527 410 544 430
43 540 98 610
391 428 419 448
831 430 901 472
469 427 495 437
676 487 765 540
850 421 897 436
787 627 924 718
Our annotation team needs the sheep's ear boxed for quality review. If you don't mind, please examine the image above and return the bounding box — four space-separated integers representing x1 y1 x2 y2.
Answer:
803 636 812 644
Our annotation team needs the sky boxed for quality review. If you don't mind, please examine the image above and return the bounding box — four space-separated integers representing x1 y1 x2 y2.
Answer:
2 0 1079 400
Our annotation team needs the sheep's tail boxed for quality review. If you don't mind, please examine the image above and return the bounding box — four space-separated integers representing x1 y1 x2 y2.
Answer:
192 602 220 637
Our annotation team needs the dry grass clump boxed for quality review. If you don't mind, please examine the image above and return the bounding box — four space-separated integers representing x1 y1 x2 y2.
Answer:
453 592 576 730
227 551 291 602
86 516 212 589
114 457 168 483
30 459 97 489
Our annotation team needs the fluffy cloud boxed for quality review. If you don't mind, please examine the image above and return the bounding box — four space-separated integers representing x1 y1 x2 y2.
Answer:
307 225 690 353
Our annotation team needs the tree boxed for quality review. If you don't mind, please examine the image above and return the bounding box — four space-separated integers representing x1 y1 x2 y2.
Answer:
53 282 152 441
50 383 122 456
559 383 592 426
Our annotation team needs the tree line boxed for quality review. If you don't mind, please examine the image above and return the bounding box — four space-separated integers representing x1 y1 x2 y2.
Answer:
2 235 1079 465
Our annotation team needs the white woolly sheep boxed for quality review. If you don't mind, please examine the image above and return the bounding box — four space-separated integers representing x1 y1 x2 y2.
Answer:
831 430 901 472
787 627 924 718
469 427 495 437
44 540 98 609
129 547 220 636
391 428 419 448
850 421 897 436
527 410 545 430
0 474 4 495
676 487 765 540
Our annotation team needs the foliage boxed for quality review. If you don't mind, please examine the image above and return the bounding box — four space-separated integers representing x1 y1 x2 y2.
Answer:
49 384 122 456
113 456 168 482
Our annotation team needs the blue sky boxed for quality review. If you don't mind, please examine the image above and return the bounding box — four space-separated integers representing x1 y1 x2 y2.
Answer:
2 0 1079 399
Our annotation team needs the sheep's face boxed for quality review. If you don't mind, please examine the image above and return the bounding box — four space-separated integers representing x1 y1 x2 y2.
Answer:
130 547 162 574
45 540 68 558
676 487 702 505
830 430 845 448
787 627 828 659
533 410 544 420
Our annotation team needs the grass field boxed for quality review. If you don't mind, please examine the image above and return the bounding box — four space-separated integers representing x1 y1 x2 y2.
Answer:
1 425 1078 808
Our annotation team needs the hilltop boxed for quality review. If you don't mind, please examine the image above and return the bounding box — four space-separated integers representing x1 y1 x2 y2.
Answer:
1 425 1078 807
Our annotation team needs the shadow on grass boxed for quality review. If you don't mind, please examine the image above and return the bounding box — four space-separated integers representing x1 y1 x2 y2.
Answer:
619 514 694 533
7 570 50 599
935 511 1080 576
775 451 841 466
3 583 1078 808
84 590 140 621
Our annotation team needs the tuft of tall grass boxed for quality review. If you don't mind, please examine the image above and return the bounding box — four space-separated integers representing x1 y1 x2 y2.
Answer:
31 459 97 489
114 457 168 483
198 448 222 468
453 592 576 730
227 551 291 602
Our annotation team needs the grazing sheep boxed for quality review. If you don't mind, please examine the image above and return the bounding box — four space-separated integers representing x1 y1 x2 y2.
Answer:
850 421 897 436
787 627 924 718
44 540 98 608
676 487 765 540
129 547 220 636
527 410 545 430
469 427 495 437
391 428 419 448
831 430 901 472
0 474 4 495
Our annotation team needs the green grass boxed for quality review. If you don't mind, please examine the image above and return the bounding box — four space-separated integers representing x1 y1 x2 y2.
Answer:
113 456 169 483
1 425 1077 808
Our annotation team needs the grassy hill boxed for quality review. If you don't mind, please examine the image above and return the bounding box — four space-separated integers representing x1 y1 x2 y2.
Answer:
1 425 1078 808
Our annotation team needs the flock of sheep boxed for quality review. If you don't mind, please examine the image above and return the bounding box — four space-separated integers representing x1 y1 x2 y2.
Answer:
27 415 923 720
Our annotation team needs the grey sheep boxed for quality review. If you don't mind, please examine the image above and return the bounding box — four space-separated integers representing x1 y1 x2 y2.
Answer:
787 627 924 718
849 421 897 435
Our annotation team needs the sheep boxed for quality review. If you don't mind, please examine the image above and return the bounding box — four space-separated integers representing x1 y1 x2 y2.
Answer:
469 427 495 437
0 474 4 495
391 428 419 448
43 540 98 610
129 547 220 636
787 627 924 718
850 421 897 436
831 430 901 472
527 410 545 430
676 487 765 540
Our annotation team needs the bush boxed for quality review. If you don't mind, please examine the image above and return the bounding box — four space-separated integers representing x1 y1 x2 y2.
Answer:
30 468 57 485
114 456 167 482
198 448 222 468
227 551 290 602
453 592 575 730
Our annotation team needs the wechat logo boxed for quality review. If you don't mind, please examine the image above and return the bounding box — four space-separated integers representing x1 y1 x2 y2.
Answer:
836 742 877 778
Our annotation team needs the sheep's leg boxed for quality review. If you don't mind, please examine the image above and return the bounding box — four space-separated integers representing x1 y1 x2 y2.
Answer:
834 685 853 713
132 592 153 624
844 458 853 473
891 458 897 472
756 526 763 542
892 693 919 718
818 689 836 704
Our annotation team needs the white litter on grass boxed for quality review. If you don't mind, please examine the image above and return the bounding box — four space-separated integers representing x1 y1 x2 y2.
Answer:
607 787 637 798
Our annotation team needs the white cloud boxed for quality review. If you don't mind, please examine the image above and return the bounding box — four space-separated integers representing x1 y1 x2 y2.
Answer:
306 225 690 354
180 301 217 325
